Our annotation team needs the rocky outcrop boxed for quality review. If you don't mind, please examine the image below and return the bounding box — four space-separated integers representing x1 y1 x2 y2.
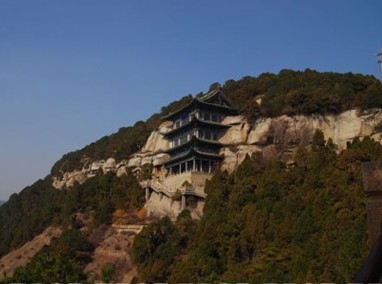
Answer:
140 121 171 153
220 115 251 144
246 109 382 150
52 158 128 189
52 109 382 188
52 122 172 190
219 109 382 172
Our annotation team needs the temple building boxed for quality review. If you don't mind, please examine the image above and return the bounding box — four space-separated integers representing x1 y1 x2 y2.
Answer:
162 90 235 176
141 88 236 218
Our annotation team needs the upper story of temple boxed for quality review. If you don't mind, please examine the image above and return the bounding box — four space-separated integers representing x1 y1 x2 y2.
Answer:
161 88 237 175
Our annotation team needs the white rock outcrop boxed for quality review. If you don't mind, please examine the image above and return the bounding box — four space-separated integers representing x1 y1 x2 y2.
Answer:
52 109 382 189
140 121 171 153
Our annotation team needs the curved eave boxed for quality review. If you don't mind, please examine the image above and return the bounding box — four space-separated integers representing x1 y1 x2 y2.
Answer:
164 136 222 154
199 88 235 108
162 99 237 121
194 98 238 114
163 148 223 166
161 99 197 120
163 117 230 138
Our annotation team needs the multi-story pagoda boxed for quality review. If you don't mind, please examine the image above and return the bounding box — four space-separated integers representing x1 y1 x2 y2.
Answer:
162 89 235 175
141 88 236 218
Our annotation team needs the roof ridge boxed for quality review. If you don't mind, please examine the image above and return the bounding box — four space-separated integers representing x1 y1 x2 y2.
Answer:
199 88 220 101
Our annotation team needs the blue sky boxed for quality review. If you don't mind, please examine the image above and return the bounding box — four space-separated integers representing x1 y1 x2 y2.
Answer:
0 0 381 201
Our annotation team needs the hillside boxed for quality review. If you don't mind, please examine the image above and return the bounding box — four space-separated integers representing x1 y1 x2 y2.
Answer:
50 69 382 176
0 201 4 207
0 69 382 283
132 131 381 283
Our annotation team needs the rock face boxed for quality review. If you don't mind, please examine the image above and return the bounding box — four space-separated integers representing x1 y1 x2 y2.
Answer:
140 123 171 153
52 109 382 189
220 109 382 172
52 122 172 189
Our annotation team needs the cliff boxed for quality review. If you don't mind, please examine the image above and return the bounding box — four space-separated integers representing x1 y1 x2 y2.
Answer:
52 108 382 189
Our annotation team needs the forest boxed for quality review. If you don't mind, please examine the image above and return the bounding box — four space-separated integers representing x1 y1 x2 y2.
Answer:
4 131 380 283
131 131 382 283
1 69 382 283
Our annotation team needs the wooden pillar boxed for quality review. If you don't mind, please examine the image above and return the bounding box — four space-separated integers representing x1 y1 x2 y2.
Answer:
193 157 196 172
145 187 150 202
208 160 212 173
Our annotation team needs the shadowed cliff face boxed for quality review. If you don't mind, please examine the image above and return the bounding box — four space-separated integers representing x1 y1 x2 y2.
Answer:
52 108 382 188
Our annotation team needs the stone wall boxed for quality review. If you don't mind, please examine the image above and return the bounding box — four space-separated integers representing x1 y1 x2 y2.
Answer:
161 172 212 192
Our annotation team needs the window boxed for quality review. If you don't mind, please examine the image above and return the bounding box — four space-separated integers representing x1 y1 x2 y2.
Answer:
180 135 187 144
181 117 189 126
205 132 211 140
211 114 218 122
204 113 210 121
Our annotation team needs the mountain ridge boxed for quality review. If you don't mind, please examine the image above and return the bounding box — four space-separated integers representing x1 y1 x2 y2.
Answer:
50 69 382 177
1 69 382 283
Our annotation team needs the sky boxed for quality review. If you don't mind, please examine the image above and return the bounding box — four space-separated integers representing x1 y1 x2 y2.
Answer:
0 0 381 201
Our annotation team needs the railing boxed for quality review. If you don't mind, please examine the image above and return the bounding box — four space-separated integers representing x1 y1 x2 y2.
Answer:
140 173 209 199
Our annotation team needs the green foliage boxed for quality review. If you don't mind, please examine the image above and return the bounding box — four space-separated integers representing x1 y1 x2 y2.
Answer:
101 263 116 283
51 229 94 264
0 170 144 258
0 178 64 257
61 171 145 225
51 121 153 176
221 69 381 120
361 82 382 110
131 216 187 282
2 229 92 284
138 163 154 181
131 136 382 283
